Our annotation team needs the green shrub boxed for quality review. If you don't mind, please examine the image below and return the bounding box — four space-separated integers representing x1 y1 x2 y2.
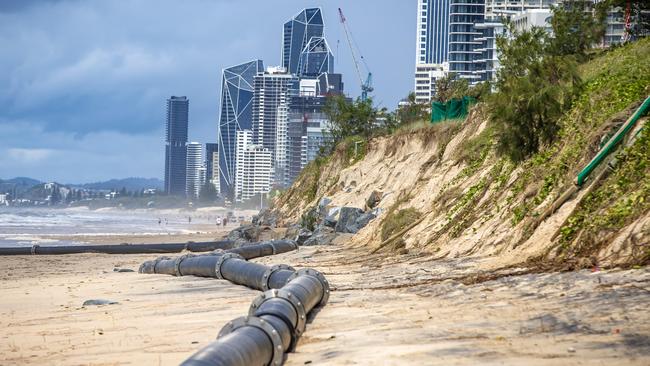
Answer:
381 208 421 242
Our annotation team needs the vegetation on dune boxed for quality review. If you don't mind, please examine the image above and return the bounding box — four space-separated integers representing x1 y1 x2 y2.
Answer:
507 37 650 228
273 1 649 267
559 125 650 260
380 207 421 250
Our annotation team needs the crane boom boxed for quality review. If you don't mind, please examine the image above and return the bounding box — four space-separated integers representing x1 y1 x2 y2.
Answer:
338 8 373 101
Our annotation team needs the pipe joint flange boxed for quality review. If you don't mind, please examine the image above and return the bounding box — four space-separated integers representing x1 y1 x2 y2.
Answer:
248 288 307 350
214 253 244 279
210 248 225 256
262 264 295 291
287 268 330 307
173 253 194 276
218 315 284 366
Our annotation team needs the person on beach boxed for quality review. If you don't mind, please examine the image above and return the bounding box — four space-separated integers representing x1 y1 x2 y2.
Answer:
158 218 161 225
188 216 192 224
223 217 228 227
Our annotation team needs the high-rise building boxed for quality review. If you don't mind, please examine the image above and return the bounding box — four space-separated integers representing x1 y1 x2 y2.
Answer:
186 142 204 199
283 8 325 75
251 66 299 186
297 36 334 77
448 0 485 82
205 143 219 193
286 94 331 185
416 0 450 65
218 60 264 200
414 0 451 104
234 130 272 203
475 1 556 82
164 96 189 196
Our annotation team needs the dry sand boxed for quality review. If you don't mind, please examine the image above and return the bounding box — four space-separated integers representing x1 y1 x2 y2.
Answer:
1 237 649 365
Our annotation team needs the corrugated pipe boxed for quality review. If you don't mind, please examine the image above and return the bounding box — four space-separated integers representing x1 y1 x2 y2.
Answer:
0 240 234 256
138 239 329 365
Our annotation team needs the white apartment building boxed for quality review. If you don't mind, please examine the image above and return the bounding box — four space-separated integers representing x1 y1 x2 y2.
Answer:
414 0 450 104
210 150 220 193
275 101 289 187
186 142 204 199
512 8 554 32
252 66 298 188
235 130 272 203
414 63 449 104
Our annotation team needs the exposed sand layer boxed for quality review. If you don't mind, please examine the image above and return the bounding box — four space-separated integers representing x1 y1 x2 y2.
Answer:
1 240 649 365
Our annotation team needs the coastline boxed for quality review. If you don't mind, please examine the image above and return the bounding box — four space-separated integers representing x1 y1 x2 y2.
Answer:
38 223 230 245
1 233 648 365
0 206 259 247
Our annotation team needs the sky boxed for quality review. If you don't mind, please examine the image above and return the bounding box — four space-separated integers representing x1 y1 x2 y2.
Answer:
0 0 416 183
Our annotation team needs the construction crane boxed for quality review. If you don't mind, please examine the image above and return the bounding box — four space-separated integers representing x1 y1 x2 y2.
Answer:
338 7 373 101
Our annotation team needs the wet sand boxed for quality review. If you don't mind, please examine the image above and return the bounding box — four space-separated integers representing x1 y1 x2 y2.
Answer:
1 239 649 365
40 223 232 245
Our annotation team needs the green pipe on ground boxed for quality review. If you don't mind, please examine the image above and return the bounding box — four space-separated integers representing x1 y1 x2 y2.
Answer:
576 96 650 186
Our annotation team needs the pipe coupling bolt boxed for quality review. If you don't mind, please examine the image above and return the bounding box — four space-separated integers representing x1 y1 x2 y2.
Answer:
214 253 244 279
218 316 284 366
287 268 330 307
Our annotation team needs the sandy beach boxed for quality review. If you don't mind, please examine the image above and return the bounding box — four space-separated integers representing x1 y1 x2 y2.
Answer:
1 234 649 365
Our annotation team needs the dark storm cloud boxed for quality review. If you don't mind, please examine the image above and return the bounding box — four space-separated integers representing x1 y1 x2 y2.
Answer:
0 0 415 182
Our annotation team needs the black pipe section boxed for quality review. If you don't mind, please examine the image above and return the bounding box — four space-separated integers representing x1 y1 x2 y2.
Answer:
138 239 327 365
138 240 299 278
181 268 330 366
0 240 234 256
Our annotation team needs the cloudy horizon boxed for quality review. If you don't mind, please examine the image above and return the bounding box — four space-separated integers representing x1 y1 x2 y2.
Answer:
0 0 415 183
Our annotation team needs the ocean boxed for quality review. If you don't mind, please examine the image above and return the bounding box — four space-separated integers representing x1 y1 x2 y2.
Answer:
0 207 211 247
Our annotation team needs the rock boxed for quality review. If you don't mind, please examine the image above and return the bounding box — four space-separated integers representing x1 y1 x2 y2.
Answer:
285 224 313 245
254 209 278 227
82 299 119 306
297 228 313 245
284 224 301 240
365 190 383 210
113 268 134 273
324 207 341 228
567 347 576 353
334 207 365 233
318 197 332 217
227 224 260 243
353 211 377 232
303 227 337 246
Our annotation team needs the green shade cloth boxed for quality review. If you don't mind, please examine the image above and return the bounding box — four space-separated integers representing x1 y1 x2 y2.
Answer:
431 96 477 123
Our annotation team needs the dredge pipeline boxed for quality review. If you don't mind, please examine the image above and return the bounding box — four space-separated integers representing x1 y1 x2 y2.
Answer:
0 240 234 256
138 240 299 277
139 239 329 366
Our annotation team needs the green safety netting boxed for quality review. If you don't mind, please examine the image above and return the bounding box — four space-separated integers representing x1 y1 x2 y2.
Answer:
431 96 477 124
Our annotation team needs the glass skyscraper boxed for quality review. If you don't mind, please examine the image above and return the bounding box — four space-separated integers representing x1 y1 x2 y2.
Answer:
282 8 324 75
164 96 188 196
297 36 334 77
217 60 264 200
416 0 450 65
448 0 485 81
414 0 451 104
